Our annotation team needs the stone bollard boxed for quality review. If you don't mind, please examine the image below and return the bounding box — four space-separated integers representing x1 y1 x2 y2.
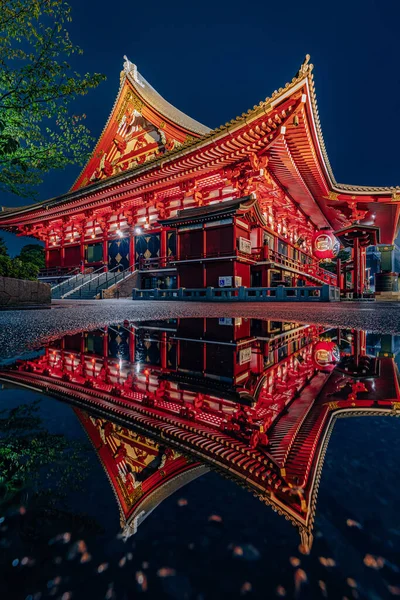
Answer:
238 286 246 301
206 287 214 300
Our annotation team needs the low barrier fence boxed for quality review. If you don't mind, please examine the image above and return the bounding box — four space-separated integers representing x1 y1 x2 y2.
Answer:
132 285 340 302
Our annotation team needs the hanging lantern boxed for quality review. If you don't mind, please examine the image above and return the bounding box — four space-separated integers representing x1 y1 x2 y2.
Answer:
313 341 340 368
312 229 340 260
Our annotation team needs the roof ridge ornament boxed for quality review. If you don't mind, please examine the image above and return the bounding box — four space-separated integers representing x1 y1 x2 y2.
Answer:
297 54 313 77
123 55 145 88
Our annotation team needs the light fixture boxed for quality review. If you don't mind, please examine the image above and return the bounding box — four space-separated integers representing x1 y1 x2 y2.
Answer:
91 233 96 239
117 229 123 238
134 227 142 235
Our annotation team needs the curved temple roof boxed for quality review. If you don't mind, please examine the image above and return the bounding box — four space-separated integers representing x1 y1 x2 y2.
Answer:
0 55 398 242
123 56 210 137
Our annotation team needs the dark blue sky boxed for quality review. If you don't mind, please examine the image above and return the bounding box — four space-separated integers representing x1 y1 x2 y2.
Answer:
2 0 399 255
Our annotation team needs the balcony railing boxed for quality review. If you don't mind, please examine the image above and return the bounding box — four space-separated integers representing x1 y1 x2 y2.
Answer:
251 247 337 286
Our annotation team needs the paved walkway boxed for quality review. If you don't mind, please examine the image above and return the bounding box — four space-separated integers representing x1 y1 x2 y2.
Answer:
0 299 399 359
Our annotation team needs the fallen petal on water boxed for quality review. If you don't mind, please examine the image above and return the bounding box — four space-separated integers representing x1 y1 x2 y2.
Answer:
208 514 222 523
346 519 362 529
388 585 400 596
157 567 176 577
240 582 252 595
276 585 286 596
319 557 336 567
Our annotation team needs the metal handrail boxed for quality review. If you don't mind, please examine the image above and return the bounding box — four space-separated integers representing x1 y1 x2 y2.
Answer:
61 265 115 298
93 264 138 297
52 264 105 293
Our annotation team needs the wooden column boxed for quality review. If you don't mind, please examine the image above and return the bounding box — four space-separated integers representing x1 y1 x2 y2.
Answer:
129 230 135 268
160 228 168 268
80 233 85 263
60 236 65 268
353 238 361 298
160 331 167 370
45 237 50 268
336 258 342 292
103 327 109 358
129 326 135 364
102 229 108 272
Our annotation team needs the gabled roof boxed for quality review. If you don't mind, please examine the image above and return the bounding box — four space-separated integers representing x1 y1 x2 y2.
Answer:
123 57 210 137
159 195 267 227
70 57 210 191
0 55 398 242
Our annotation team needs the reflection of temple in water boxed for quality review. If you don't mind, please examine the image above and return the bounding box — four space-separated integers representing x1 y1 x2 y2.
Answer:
1 319 399 551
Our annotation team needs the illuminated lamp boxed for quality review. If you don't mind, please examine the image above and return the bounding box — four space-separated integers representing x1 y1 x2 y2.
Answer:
135 227 142 235
313 341 340 368
312 229 340 260
117 229 123 238
91 233 96 239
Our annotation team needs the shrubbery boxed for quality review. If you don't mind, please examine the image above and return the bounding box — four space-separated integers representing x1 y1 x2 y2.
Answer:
0 238 44 280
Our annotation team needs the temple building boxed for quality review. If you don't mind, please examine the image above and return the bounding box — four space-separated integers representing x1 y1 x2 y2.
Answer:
0 55 399 298
1 318 399 549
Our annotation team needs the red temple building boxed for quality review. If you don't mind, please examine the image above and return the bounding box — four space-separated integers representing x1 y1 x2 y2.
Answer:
1 318 399 549
0 55 399 298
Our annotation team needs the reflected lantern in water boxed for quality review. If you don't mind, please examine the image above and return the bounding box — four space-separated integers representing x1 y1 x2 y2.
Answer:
312 229 340 260
313 340 340 367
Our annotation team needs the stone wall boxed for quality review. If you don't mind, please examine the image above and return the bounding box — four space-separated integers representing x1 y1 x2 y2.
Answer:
0 276 51 307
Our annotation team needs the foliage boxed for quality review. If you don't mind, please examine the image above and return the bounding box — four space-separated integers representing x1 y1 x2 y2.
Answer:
320 248 352 273
0 400 90 509
18 243 45 268
0 0 106 198
0 238 45 278
0 236 7 256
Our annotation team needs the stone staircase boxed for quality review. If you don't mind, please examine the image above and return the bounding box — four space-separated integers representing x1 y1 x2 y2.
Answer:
53 266 137 300
51 267 105 299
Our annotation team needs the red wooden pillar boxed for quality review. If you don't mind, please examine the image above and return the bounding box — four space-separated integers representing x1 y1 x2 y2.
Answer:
160 331 167 370
129 230 135 268
103 327 109 358
202 226 207 287
353 238 361 298
80 233 85 264
102 230 108 272
336 258 342 291
129 326 135 364
60 237 65 268
160 228 167 268
45 237 50 268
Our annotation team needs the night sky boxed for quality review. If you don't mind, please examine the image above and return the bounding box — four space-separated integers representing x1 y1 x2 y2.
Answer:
2 0 399 255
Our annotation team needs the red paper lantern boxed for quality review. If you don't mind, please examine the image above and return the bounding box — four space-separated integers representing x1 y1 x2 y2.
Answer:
312 230 340 260
313 341 340 368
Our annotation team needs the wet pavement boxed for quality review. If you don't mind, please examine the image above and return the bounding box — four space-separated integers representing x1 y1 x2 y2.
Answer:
0 299 400 359
1 311 400 599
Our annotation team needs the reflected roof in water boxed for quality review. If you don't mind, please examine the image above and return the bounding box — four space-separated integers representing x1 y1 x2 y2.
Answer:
1 317 400 554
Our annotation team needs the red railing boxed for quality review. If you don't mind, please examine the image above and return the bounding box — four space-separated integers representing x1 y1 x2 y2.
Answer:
251 247 337 286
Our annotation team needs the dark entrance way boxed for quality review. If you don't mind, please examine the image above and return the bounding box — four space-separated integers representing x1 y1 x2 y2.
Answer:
108 238 129 271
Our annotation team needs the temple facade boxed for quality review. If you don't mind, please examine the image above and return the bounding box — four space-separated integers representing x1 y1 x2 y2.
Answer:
0 55 398 298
